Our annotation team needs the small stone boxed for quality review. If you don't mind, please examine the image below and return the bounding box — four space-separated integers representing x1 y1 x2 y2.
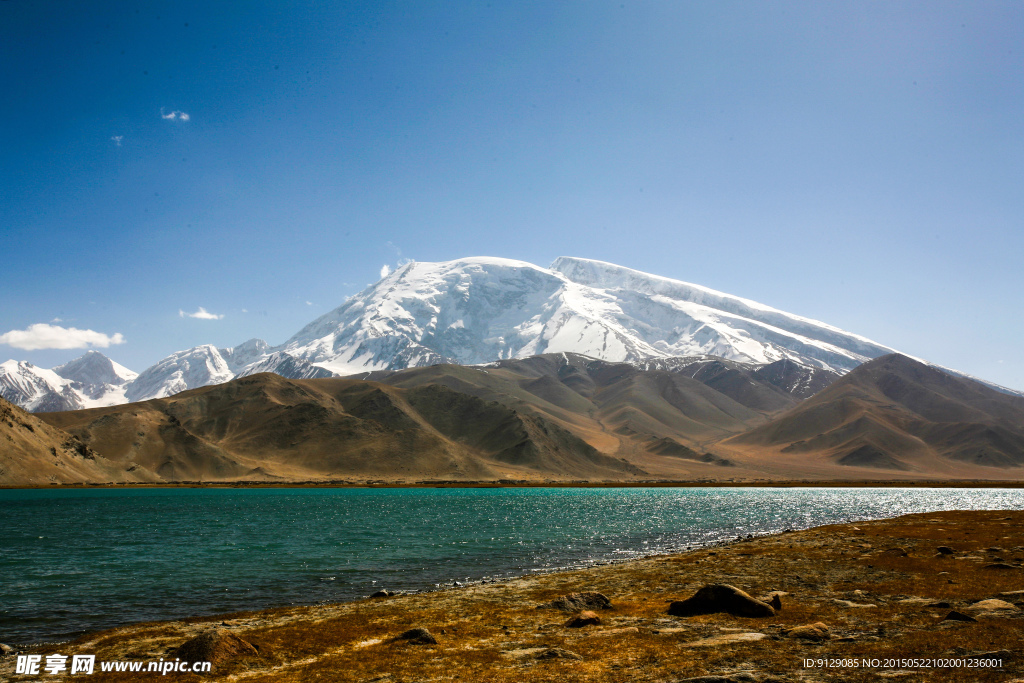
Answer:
982 563 1018 570
0 643 14 657
565 610 602 628
882 547 908 557
927 601 952 608
371 589 393 598
832 599 877 608
681 632 767 647
535 647 583 661
964 599 1019 617
936 546 955 555
942 610 978 622
587 626 639 636
398 627 437 645
783 622 830 641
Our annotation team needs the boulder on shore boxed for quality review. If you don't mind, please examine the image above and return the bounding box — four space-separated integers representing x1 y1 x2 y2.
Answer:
172 629 259 665
668 584 776 618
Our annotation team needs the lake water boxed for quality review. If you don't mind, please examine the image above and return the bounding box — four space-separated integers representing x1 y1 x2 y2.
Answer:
2 486 1022 646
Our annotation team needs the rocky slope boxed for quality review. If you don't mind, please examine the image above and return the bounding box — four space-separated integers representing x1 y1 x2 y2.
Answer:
725 354 1024 475
37 371 643 484
0 395 157 485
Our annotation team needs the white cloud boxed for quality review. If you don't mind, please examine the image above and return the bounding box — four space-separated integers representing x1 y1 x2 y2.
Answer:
0 323 125 351
179 307 224 320
305 301 313 306
160 108 190 121
111 135 123 146
380 264 392 278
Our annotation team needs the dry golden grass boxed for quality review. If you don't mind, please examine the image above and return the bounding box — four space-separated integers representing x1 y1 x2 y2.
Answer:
3 510 1023 682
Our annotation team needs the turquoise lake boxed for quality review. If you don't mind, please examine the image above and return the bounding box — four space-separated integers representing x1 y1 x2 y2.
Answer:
2 486 1022 646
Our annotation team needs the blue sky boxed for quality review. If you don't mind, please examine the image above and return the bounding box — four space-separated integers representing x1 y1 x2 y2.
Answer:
2 1 1023 390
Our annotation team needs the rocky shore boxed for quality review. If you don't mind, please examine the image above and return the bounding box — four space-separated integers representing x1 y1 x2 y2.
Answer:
2 510 1023 682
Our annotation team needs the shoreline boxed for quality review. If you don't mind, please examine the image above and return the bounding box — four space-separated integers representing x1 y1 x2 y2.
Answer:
3 510 1023 681
5 478 1024 491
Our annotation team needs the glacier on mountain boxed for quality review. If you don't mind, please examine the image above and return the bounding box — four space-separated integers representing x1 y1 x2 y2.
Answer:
280 256 897 375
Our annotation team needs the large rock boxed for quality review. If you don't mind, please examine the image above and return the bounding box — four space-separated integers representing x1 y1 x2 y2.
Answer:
173 629 259 665
549 591 612 612
668 584 776 618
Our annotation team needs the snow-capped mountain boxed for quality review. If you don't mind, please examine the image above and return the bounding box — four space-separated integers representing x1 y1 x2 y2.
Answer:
1 351 137 412
122 340 335 403
281 257 897 375
4 256 910 412
125 344 236 402
54 350 138 400
235 351 336 380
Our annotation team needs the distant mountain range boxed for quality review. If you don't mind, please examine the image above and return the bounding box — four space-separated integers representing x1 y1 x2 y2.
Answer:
3 256 908 413
8 352 1021 486
3 256 1022 486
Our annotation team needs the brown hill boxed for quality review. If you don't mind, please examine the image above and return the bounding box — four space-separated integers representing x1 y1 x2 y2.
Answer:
35 353 819 484
723 354 1024 478
23 352 1024 483
363 352 818 477
0 395 159 486
38 373 643 483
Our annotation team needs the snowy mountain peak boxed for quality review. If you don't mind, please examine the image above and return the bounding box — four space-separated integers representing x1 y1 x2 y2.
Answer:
280 256 897 377
54 350 137 387
1 352 137 412
125 344 234 402
4 256 913 412
219 338 271 373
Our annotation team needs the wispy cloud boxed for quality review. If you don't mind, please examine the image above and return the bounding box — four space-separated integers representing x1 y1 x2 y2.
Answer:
0 323 125 351
160 108 190 121
111 135 123 146
179 307 224 320
380 264 392 278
